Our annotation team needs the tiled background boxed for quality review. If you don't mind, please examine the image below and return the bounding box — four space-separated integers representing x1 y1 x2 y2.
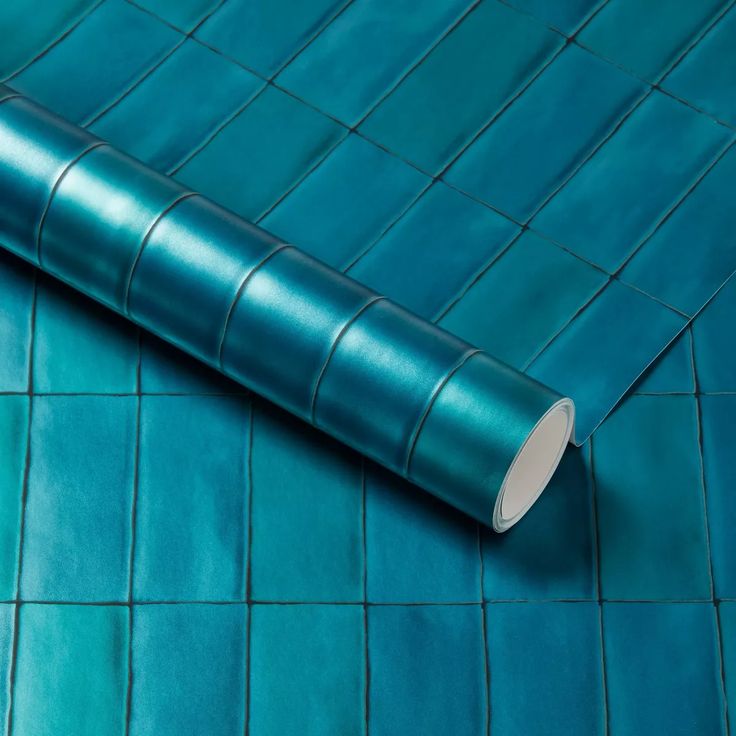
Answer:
0 0 735 733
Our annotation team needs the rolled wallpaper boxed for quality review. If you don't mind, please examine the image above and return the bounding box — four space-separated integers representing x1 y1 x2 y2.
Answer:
0 85 575 531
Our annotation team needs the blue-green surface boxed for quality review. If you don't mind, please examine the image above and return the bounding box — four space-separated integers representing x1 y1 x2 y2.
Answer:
0 0 735 734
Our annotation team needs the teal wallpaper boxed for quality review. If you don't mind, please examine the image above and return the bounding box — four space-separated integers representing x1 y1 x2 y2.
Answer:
0 0 735 734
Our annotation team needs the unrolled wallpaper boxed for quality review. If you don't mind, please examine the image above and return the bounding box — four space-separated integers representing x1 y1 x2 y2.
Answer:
0 1 735 735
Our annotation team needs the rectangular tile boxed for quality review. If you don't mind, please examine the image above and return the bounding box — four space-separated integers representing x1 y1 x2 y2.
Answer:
21 396 136 601
0 252 33 393
487 602 604 735
446 44 645 221
276 0 470 124
577 0 725 80
10 0 180 124
663 6 736 127
134 395 248 600
603 603 725 735
90 39 263 172
621 143 736 317
0 397 28 600
12 604 128 736
368 605 486 736
195 0 345 77
693 274 736 393
360 0 562 173
365 466 479 603
249 604 365 736
532 91 731 273
593 395 711 600
33 277 138 393
262 134 427 270
175 86 345 221
348 182 518 319
250 404 363 602
439 230 606 370
483 445 595 600
527 279 686 439
700 395 736 598
130 604 247 736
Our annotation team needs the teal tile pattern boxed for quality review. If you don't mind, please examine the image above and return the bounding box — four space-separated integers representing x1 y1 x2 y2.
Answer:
130 604 247 735
0 0 735 734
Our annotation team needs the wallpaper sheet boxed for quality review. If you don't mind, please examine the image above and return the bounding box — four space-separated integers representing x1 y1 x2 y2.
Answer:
0 0 735 735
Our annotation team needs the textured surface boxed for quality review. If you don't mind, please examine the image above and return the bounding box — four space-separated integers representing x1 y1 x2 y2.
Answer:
0 0 735 734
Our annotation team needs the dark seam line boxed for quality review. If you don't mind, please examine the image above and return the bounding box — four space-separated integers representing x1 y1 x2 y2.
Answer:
166 84 270 175
361 460 371 734
271 0 358 82
495 0 610 37
86 0 234 129
83 37 188 128
216 243 293 369
81 599 736 604
342 177 436 274
122 191 197 315
351 0 484 131
124 328 142 736
309 295 385 424
403 348 480 476
588 438 611 736
435 40 568 182
5 273 37 736
691 332 731 735
614 136 736 277
477 526 491 736
7 388 736 398
254 129 350 224
431 224 528 324
520 277 611 373
244 403 253 736
1 0 106 83
36 141 108 266
159 0 357 177
572 0 736 90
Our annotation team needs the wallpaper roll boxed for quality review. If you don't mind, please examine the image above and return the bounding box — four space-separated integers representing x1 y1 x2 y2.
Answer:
0 85 574 531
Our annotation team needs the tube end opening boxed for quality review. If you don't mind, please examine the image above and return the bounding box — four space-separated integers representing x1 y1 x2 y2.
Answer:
492 398 575 533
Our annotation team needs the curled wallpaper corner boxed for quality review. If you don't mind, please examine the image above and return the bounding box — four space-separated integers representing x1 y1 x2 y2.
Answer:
0 85 575 530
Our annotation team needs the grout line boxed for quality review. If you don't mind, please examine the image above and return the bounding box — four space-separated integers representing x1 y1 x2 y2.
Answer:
309 297 385 423
124 328 143 736
1 389 735 399
244 405 254 736
2 0 107 83
478 525 491 736
404 348 480 475
86 0 234 128
2 597 729 606
5 272 38 736
691 330 731 735
216 244 293 368
362 460 370 736
589 438 610 736
123 192 197 315
35 142 108 266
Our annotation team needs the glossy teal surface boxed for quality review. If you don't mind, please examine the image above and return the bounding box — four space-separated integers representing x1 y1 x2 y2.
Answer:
1 1 736 733
0 90 567 528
